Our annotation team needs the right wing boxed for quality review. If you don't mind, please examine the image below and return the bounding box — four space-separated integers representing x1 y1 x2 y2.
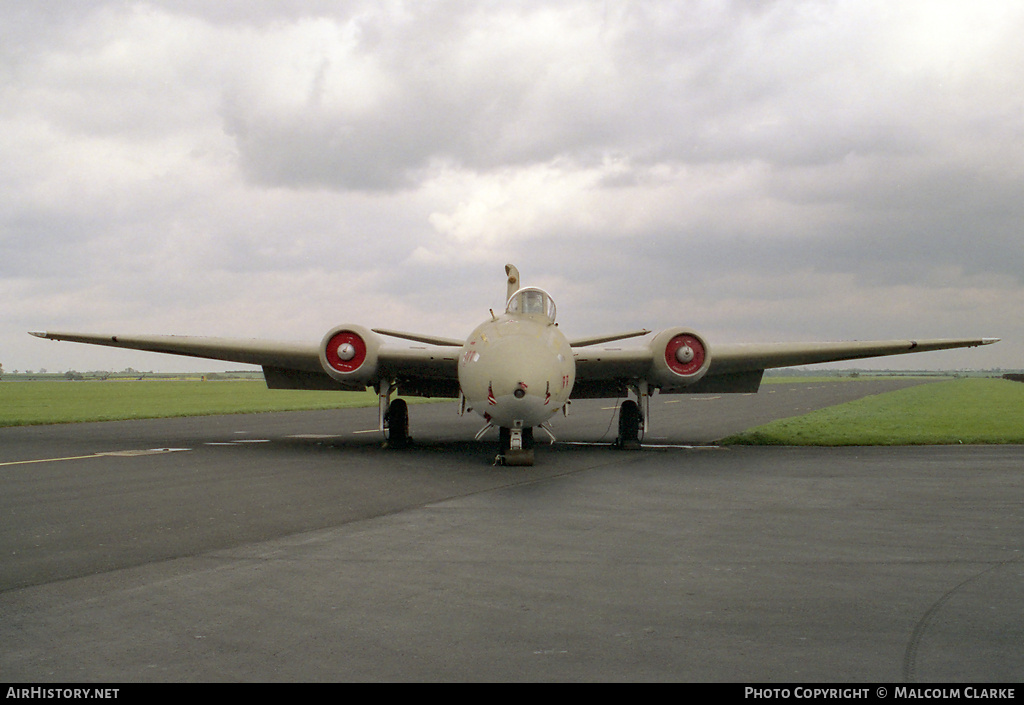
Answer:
29 329 462 397
572 334 999 398
31 330 323 370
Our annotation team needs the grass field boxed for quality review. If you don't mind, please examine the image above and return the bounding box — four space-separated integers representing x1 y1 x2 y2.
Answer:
0 380 383 426
723 378 1024 446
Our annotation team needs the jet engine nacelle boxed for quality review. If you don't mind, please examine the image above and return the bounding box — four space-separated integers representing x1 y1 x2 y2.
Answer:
649 327 711 386
319 324 381 385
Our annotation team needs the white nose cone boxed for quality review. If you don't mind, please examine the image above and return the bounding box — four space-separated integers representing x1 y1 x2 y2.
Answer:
675 345 694 364
337 343 357 361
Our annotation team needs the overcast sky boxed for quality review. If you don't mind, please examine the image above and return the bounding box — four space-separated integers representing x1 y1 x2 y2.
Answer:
3 0 1020 373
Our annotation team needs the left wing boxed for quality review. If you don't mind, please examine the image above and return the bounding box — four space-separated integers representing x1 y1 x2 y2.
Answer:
572 333 999 398
706 338 1001 375
29 329 462 397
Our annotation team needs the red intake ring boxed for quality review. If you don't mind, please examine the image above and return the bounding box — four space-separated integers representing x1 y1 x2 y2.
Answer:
324 331 367 373
664 333 706 376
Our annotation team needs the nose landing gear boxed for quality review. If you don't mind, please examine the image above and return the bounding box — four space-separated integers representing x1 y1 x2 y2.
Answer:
497 426 535 466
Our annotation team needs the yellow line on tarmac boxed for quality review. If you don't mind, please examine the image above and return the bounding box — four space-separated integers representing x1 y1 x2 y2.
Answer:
0 454 103 467
0 448 190 467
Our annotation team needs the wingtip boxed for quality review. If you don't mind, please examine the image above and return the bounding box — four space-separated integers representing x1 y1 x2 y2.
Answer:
28 331 47 338
982 338 1001 345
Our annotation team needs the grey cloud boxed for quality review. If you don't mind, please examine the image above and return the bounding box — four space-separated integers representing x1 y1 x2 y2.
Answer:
214 1 1005 194
3 1 1021 372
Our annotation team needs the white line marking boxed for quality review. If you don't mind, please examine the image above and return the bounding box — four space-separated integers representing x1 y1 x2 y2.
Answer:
97 448 191 457
205 440 271 445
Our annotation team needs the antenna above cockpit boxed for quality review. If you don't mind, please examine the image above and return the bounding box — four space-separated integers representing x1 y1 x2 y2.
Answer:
505 264 520 301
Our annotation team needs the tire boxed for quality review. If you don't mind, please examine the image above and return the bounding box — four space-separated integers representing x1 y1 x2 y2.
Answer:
385 398 409 447
616 400 641 449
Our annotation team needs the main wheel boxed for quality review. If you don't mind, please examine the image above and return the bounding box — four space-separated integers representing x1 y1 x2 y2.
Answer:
615 400 642 450
385 398 410 448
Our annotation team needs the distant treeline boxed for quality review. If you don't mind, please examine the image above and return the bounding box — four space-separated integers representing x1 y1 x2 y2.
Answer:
765 368 1019 378
3 371 264 382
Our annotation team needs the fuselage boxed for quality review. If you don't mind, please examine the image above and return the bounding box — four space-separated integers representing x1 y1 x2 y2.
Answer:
458 287 575 429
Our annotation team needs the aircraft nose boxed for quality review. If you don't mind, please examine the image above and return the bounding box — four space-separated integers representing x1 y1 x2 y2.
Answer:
459 324 574 428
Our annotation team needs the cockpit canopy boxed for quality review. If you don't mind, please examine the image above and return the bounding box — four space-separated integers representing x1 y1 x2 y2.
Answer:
506 287 556 323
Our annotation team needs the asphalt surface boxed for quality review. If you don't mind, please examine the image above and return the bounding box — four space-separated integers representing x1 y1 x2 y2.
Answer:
1 379 1021 681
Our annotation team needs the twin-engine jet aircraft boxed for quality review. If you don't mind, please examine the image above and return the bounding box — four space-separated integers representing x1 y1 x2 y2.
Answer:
32 264 998 465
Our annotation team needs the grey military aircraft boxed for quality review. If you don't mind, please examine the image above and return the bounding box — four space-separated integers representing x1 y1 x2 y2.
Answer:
32 264 998 465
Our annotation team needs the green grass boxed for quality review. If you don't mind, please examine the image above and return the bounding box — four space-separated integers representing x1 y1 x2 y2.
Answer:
723 378 1024 446
0 380 385 426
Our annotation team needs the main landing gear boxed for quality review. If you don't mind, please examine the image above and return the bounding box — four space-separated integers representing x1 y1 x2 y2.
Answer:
614 399 643 450
379 383 411 449
383 398 410 448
